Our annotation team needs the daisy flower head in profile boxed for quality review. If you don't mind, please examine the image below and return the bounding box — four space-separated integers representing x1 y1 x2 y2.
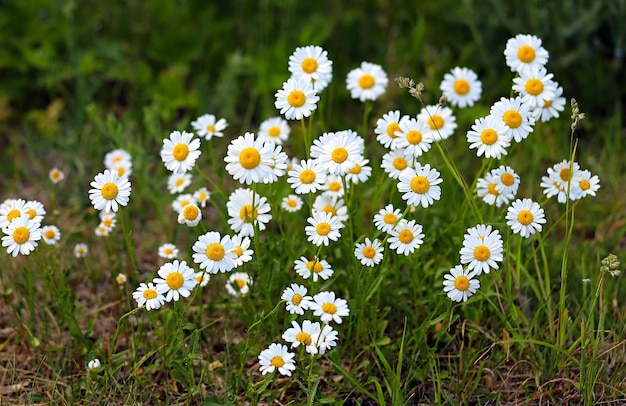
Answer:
395 117 434 159
226 188 272 237
287 159 327 195
504 34 549 74
258 116 291 145
493 165 521 197
225 272 253 297
2 215 41 257
417 105 458 141
224 132 275 185
274 76 319 120
314 324 339 355
49 167 65 184
153 260 197 302
74 243 88 258
158 243 179 259
532 83 566 123
160 130 201 173
305 210 344 246
294 256 334 282
443 265 480 303
191 113 228 141
281 194 303 213
192 231 237 274
439 66 482 108
490 96 535 143
381 148 413 180
310 130 364 176
167 172 192 194
466 115 511 159
506 198 547 238
512 66 557 109
288 45 333 92
459 224 504 275
346 61 388 102
89 169 131 213
310 291 350 324
575 169 601 199
373 204 402 233
258 343 296 376
476 171 514 208
230 233 253 268
397 163 443 208
193 187 211 208
132 282 165 311
87 359 101 372
374 110 409 149
282 319 321 355
388 219 424 256
354 238 384 267
41 225 61 245
281 283 312 315
177 203 202 227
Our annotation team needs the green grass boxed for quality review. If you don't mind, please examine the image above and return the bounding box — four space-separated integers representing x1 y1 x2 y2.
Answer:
1 1 625 405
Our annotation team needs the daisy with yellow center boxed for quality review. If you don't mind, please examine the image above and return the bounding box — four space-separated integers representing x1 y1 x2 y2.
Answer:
153 260 197 302
193 187 211 208
167 172 192 194
346 61 388 102
532 84 566 123
191 113 228 141
171 193 197 214
226 188 272 237
575 169 601 199
41 225 61 245
258 343 296 376
132 282 165 311
194 271 210 287
310 130 364 176
192 231 236 274
281 194 303 213
230 234 253 267
439 66 483 108
395 117 434 159
417 105 458 141
225 272 253 297
310 291 350 324
506 198 546 238
74 243 88 258
88 169 131 213
158 243 179 259
443 265 480 302
281 283 312 315
305 211 344 247
160 130 201 173
354 237 384 267
49 167 65 184
104 149 133 177
288 45 333 92
224 132 275 185
373 204 402 233
397 163 443 208
313 193 348 223
466 115 511 159
504 34 549 74
388 219 424 256
346 156 372 185
490 96 536 143
381 148 412 180
177 203 202 227
258 116 291 145
512 66 557 109
282 320 321 355
493 165 520 196
98 211 117 232
294 256 334 282
540 160 582 203
374 110 409 149
1 215 41 257
274 77 319 120
116 273 127 285
459 224 504 275
287 159 327 194
475 170 513 208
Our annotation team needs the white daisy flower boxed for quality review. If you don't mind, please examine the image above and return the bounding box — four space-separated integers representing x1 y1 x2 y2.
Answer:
191 113 228 141
192 231 237 274
388 219 424 256
41 225 61 245
345 156 371 185
459 224 504 275
116 273 127 285
439 66 482 108
397 163 443 208
504 34 549 74
258 116 290 145
539 160 582 203
74 243 88 258
49 167 65 184
417 105 457 141
88 169 132 213
160 130 201 173
87 359 101 372
395 117 434 159
490 96 535 143
346 61 388 102
443 265 480 302
158 243 179 259
230 234 253 268
314 324 338 355
104 149 132 171
194 271 210 287
282 319 321 355
1 215 41 257
381 148 413 180
305 210 344 246
287 159 327 195
23 200 45 224
294 256 334 282
476 171 515 208
258 343 296 376
323 174 346 197
0 198 27 229
310 291 350 324
167 172 192 194
224 132 275 185
313 193 348 223
374 110 409 149
466 115 512 159
193 187 211 208
177 203 202 227
225 272 253 297
354 238 384 267
153 260 197 302
492 165 520 197
94 225 110 237
281 283 312 315
310 130 364 176
109 160 132 178
575 169 601 198
281 194 303 212
288 45 333 92
506 198 547 238
226 188 272 237
171 193 197 213
98 211 117 232
132 282 165 311
274 76 319 120
512 66 557 109
532 83 566 123
373 204 402 233
262 142 288 184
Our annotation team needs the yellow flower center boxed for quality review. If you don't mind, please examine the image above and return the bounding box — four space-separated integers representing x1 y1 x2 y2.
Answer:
238 147 261 169
206 124 216 133
428 115 444 130
206 243 225 261
299 169 316 184
301 57 318 74
358 74 375 89
26 209 36 219
316 222 331 236
322 205 337 217
349 163 362 174
270 355 285 368
232 246 243 256
488 183 499 195
322 302 337 314
480 129 498 145
235 278 245 289
501 173 515 186
517 209 534 225
117 167 126 177
292 293 303 306
116 275 126 283
239 205 258 223
51 171 62 180
559 168 570 182
175 178 185 187
453 79 470 95
474 245 491 261
328 181 341 192
287 199 297 208
268 126 281 138
44 229 56 239
6 209 21 222
406 130 423 145
183 205 199 220
13 226 30 244
503 110 522 128
392 157 407 170
296 331 312 345
383 213 397 224
454 275 470 291
399 229 414 244
363 246 376 259
288 90 306 107
101 182 119 200
525 78 544 96
165 271 184 290
164 248 173 255
172 143 189 161
580 180 590 190
306 260 323 273
517 45 536 63
331 147 348 163
543 99 553 108
143 289 158 300
410 175 430 194
386 122 400 138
